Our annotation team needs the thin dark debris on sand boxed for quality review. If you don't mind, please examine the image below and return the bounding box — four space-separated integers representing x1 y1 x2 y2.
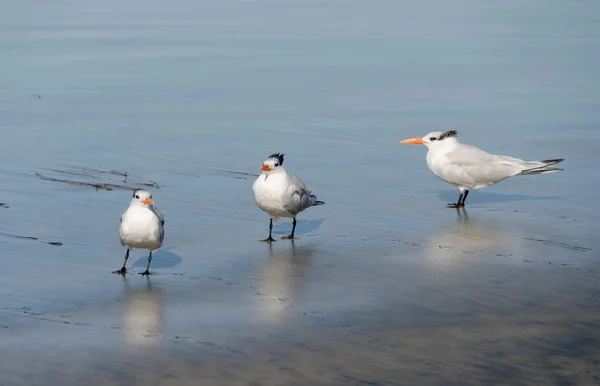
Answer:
523 237 592 252
35 167 159 192
207 167 260 179
2 306 89 326
82 168 128 178
167 167 259 181
0 203 8 208
0 232 62 246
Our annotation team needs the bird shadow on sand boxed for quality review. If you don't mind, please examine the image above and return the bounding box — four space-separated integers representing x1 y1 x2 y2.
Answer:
131 250 183 269
272 218 325 237
437 190 561 205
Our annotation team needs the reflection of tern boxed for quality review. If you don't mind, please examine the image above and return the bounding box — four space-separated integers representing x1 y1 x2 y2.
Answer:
115 190 165 276
122 278 163 346
424 209 513 266
257 242 314 321
401 130 564 207
252 153 325 242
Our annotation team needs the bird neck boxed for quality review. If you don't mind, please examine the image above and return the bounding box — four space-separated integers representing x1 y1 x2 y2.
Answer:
129 203 152 211
262 168 288 182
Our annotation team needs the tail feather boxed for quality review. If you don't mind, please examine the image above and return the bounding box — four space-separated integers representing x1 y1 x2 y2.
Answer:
518 167 563 176
521 158 564 169
309 194 325 206
518 158 565 176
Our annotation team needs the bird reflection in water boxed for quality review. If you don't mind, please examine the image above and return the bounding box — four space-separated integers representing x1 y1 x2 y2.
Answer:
121 276 164 346
257 241 315 321
424 209 516 267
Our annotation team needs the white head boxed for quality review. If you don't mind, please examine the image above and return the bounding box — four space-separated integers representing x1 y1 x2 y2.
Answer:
400 130 459 148
260 153 285 174
130 189 155 207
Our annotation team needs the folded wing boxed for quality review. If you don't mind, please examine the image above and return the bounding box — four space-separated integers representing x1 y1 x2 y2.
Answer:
442 145 525 187
282 175 318 215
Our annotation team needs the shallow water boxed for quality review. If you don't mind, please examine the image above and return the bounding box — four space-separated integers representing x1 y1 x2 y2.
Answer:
1 0 599 385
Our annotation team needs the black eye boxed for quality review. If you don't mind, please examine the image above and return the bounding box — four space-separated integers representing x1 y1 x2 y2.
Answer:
135 195 139 199
429 137 437 141
274 163 279 167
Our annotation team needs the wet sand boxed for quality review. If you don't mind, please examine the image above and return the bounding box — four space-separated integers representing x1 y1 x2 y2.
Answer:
1 221 598 385
1 0 600 385
1 186 598 385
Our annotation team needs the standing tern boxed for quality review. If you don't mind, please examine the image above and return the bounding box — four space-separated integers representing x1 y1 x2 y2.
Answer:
114 189 165 275
400 130 564 207
252 153 325 242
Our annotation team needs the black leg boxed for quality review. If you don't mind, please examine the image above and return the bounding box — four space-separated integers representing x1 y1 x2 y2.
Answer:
113 249 130 274
282 217 297 240
260 218 276 243
448 191 464 208
139 251 152 276
459 190 470 206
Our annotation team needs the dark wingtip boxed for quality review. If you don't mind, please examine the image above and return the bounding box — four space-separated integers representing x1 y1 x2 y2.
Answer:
268 153 285 165
540 158 565 164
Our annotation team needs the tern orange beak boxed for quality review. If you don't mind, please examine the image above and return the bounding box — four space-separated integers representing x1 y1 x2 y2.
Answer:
261 165 273 172
400 137 425 145
142 197 155 206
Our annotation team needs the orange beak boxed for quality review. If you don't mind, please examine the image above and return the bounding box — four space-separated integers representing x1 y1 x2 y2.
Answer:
400 137 425 145
261 164 273 172
142 197 155 206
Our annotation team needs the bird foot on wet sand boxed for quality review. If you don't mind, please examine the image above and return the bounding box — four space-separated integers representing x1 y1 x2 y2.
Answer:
260 237 276 243
112 267 127 275
281 235 295 240
139 270 152 276
447 203 464 208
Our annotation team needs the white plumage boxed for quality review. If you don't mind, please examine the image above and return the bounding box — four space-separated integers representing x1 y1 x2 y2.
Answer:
252 153 324 242
114 189 164 275
401 130 564 207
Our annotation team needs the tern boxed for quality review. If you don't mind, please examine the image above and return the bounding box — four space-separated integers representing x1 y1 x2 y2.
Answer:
114 189 165 275
401 130 564 207
252 153 325 242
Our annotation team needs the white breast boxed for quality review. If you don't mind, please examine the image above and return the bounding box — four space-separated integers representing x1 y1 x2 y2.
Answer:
252 173 294 218
120 206 163 250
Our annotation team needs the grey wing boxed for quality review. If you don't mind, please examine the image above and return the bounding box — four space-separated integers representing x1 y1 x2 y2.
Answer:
150 206 165 243
119 213 127 246
282 175 313 215
158 223 165 244
450 145 527 168
152 206 165 226
444 144 523 185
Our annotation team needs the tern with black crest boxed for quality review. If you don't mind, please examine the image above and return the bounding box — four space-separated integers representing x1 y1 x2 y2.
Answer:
252 153 325 242
400 130 564 207
114 189 165 275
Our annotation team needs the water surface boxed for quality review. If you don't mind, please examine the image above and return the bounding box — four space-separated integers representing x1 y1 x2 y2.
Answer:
1 1 599 385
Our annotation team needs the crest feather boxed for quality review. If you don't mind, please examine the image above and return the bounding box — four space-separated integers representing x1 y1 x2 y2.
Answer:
439 130 458 140
268 153 284 165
